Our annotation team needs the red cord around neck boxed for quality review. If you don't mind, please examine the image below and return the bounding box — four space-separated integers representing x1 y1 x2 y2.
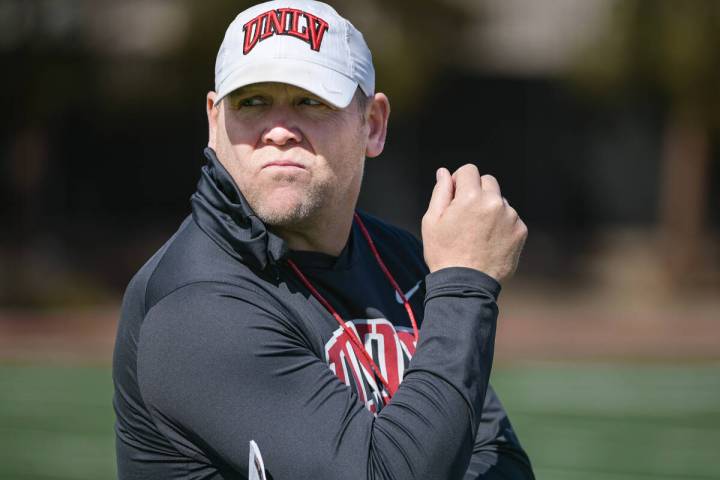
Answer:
285 212 420 399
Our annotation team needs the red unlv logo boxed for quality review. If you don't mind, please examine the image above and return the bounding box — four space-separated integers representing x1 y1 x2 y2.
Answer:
242 8 330 55
325 319 417 414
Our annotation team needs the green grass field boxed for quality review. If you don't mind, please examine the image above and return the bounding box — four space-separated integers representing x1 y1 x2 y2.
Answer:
1 363 718 480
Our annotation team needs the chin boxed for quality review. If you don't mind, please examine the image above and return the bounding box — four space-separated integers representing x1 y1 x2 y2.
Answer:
252 195 321 227
244 177 331 227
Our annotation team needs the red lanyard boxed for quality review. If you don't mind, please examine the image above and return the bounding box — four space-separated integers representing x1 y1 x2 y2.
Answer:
285 212 420 399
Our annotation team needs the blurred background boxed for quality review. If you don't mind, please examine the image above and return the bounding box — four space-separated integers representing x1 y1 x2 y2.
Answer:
1 0 718 479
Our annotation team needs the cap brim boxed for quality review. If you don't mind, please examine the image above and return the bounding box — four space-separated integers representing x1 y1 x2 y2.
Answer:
215 59 358 109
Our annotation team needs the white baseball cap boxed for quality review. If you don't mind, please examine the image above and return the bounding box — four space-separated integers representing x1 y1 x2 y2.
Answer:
214 0 375 109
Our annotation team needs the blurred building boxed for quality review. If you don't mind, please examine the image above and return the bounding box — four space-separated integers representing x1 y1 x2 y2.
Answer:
1 0 718 309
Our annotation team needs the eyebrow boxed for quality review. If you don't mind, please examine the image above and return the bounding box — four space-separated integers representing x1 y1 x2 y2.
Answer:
229 83 316 98
228 86 265 97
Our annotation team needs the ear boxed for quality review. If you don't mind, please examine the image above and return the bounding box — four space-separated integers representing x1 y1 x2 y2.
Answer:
365 92 390 158
206 91 221 149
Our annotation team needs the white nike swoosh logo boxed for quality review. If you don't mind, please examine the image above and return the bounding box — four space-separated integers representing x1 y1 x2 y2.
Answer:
395 280 422 304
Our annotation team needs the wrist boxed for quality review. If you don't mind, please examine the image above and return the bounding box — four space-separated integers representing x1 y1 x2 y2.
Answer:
425 266 502 301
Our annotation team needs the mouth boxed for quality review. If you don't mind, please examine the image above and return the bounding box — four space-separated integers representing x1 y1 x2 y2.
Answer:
262 160 307 170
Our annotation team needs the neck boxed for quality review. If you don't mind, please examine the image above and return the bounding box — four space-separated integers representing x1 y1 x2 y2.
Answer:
271 209 355 257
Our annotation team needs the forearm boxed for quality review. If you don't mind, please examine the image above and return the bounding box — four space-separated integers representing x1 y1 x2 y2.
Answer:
138 271 500 479
409 267 499 424
464 448 535 480
370 266 499 478
463 386 535 480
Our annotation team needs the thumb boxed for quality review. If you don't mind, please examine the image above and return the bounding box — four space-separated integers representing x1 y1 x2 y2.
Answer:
426 168 454 218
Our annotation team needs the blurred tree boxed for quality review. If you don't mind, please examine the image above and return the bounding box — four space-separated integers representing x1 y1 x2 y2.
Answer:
571 0 720 286
327 0 475 112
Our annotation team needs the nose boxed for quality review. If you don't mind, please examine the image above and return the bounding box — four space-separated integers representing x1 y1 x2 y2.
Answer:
261 113 303 147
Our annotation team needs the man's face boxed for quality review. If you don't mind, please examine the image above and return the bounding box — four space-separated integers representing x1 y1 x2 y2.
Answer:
208 82 372 228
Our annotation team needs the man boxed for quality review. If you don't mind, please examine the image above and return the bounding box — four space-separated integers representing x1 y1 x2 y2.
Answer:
113 1 533 479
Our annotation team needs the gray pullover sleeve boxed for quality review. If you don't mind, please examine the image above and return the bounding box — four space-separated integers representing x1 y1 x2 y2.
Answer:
137 267 501 479
464 385 535 479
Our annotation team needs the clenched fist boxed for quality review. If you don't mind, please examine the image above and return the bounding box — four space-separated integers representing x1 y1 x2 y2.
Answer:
422 164 528 282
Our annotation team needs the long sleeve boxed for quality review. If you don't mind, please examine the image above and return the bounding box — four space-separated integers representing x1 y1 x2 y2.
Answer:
136 267 499 480
404 233 534 480
463 386 535 479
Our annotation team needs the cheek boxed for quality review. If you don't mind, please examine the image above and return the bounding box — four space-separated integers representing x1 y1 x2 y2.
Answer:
224 117 261 146
218 117 261 176
314 118 367 169
227 145 256 183
214 133 255 188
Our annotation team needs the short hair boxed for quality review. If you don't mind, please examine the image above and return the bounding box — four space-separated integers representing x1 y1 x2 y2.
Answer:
354 88 372 121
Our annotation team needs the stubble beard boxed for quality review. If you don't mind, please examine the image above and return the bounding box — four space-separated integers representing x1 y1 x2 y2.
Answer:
245 178 331 228
248 155 366 230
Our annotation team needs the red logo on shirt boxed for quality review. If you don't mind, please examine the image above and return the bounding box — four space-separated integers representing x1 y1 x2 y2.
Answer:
242 8 330 55
324 319 417 414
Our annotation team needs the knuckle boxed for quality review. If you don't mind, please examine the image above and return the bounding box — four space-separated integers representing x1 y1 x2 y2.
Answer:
455 163 479 179
463 189 480 203
461 163 479 174
518 221 529 237
480 174 496 183
483 196 504 212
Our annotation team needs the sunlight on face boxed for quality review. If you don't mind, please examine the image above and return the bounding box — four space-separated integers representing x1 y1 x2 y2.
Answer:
213 83 369 228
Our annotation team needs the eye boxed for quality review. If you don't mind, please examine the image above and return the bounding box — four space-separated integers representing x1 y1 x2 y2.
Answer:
240 96 268 107
228 94 268 109
299 97 323 107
